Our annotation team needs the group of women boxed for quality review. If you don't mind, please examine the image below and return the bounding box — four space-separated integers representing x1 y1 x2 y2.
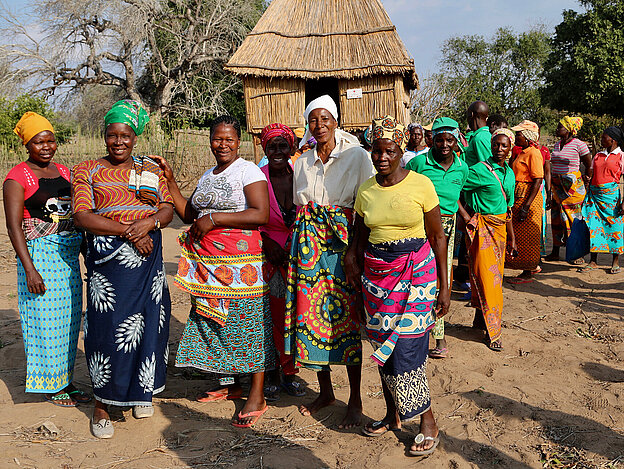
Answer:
4 95 622 456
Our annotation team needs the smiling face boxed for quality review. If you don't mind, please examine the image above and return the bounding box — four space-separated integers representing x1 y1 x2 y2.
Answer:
432 132 457 160
105 123 137 164
491 134 511 164
265 135 292 172
210 123 241 166
26 130 57 165
308 108 338 145
371 138 403 176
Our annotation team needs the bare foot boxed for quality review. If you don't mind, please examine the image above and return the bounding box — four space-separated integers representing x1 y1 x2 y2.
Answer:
411 413 438 453
299 393 335 417
338 398 363 429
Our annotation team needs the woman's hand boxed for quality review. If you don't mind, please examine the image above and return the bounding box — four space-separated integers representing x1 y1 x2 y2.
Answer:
545 192 552 210
189 215 214 241
25 267 46 294
506 237 517 257
133 235 153 257
344 249 363 290
121 218 154 243
150 155 174 182
263 236 288 267
517 204 529 223
435 284 450 318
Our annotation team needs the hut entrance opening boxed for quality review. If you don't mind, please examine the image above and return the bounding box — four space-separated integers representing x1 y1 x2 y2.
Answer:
305 78 340 123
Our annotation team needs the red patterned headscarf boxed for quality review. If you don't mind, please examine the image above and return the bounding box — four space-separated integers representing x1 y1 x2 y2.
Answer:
260 123 296 152
371 115 409 152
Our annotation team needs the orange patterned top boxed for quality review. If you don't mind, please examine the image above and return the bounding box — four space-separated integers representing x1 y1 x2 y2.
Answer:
71 159 173 222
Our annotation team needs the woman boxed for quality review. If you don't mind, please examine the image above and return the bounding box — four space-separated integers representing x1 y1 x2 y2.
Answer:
154 115 274 428
258 123 305 401
462 128 516 351
4 112 88 407
581 126 624 273
545 116 592 263
406 117 469 359
507 121 544 282
401 123 428 167
285 95 375 429
345 115 449 456
72 100 174 438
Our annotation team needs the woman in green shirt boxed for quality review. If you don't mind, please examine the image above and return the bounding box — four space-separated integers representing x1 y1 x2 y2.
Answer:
462 128 516 351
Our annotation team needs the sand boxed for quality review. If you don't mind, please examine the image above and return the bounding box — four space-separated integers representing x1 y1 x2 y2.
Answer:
1 211 623 469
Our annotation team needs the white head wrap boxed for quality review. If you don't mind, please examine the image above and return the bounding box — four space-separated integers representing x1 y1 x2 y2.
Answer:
303 95 338 122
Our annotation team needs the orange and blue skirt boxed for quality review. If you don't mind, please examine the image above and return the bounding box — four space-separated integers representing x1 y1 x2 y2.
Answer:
582 183 623 254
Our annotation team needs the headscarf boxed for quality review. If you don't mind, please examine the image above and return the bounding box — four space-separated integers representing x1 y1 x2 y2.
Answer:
293 127 306 139
407 123 423 132
104 99 150 136
303 95 338 122
371 115 409 152
603 126 624 149
260 123 296 152
510 120 539 143
492 128 515 147
14 112 55 145
560 116 583 136
431 116 460 141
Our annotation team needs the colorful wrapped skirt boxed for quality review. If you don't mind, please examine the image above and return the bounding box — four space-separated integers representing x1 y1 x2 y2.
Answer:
506 181 543 270
84 231 171 406
582 183 623 254
362 238 437 421
551 171 586 247
17 232 82 393
467 213 507 342
431 214 455 340
285 202 362 369
174 228 275 374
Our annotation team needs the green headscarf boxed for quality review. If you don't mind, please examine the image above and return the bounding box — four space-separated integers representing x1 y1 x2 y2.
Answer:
104 99 150 136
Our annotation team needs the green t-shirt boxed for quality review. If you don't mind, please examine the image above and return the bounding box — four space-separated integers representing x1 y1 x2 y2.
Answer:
406 149 469 215
463 157 515 215
463 126 492 167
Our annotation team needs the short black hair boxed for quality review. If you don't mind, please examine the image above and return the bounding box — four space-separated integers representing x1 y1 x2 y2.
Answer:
487 114 508 127
210 115 241 139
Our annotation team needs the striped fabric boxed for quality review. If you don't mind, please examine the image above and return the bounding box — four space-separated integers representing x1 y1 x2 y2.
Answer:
551 139 590 175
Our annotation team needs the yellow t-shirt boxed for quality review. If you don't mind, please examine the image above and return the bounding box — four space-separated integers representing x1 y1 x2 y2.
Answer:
354 171 439 244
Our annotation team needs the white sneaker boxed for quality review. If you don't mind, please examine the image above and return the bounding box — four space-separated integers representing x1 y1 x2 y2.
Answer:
91 418 114 439
133 405 154 419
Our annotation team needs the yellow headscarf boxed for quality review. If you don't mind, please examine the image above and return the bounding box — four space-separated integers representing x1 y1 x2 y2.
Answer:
14 112 55 145
560 116 583 136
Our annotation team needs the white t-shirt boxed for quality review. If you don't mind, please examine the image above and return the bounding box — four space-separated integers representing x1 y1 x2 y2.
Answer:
191 157 266 216
400 148 429 168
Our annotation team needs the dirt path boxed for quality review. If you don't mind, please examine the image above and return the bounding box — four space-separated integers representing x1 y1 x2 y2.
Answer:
1 210 622 468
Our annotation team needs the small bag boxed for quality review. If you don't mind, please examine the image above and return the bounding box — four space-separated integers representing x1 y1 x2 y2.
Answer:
565 218 590 262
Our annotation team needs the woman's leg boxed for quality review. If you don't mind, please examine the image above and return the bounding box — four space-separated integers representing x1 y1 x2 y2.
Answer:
363 375 400 434
338 364 363 429
299 370 336 416
235 372 267 425
612 254 620 272
410 408 439 453
93 399 109 421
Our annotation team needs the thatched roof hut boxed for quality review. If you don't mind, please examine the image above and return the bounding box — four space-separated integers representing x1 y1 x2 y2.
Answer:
224 0 418 160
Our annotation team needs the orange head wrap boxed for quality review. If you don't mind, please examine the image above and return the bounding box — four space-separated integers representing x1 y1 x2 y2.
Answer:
14 112 55 145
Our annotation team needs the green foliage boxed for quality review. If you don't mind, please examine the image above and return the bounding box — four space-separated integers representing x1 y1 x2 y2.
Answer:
543 0 624 116
0 94 75 148
436 27 551 126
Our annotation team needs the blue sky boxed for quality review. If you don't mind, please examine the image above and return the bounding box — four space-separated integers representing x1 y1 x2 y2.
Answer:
7 0 584 77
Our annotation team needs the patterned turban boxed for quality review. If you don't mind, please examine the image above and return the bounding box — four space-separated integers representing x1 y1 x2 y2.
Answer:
510 120 539 143
104 99 150 136
492 128 515 147
260 123 295 152
371 115 409 152
560 116 583 136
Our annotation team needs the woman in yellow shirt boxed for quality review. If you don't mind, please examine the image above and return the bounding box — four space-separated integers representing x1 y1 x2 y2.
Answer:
344 116 449 457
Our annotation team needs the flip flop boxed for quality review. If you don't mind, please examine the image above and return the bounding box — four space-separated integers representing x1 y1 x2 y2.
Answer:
507 277 533 284
362 420 400 437
428 347 448 359
609 266 621 274
197 390 242 403
578 265 596 273
532 265 542 274
67 389 92 404
488 340 503 352
231 405 269 428
409 433 440 456
281 380 306 397
570 258 586 266
263 385 280 402
45 392 76 407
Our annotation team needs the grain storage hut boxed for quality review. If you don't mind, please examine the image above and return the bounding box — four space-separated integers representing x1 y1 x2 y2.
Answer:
224 0 418 161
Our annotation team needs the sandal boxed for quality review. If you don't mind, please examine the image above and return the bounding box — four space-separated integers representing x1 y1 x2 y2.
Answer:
231 405 269 428
609 266 621 274
570 258 585 266
488 340 503 352
578 265 597 273
67 389 92 404
263 385 280 402
532 265 542 274
362 420 400 437
409 433 440 456
281 380 306 397
197 389 242 403
428 347 448 359
45 392 76 407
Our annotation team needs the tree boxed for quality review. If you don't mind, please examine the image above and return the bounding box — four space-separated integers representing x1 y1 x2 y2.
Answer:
431 27 551 124
542 0 624 117
0 0 265 124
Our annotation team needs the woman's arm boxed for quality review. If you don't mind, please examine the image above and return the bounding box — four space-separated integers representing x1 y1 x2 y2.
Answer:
150 155 197 223
506 217 516 256
424 206 450 317
581 151 593 184
3 180 46 294
122 203 174 243
518 178 543 222
544 160 552 210
344 213 370 324
188 181 269 240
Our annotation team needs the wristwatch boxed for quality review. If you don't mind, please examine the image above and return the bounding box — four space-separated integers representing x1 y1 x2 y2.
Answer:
154 217 161 230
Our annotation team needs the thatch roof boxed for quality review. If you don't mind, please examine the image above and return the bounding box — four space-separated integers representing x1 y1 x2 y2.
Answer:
225 0 418 88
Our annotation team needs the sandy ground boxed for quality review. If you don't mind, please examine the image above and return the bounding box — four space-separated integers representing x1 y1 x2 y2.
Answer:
0 205 623 469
